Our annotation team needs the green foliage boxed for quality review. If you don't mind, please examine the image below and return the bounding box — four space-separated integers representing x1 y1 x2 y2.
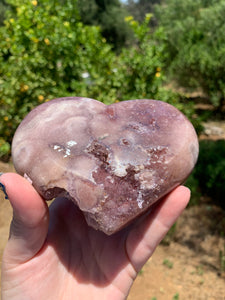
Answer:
163 258 174 269
117 15 166 100
155 0 225 109
191 140 225 209
76 0 98 25
0 138 10 161
196 265 204 276
138 268 144 276
77 0 133 50
125 0 162 24
0 0 10 25
172 293 179 300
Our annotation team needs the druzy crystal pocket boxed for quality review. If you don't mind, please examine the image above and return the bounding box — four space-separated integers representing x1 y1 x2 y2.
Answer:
12 97 199 234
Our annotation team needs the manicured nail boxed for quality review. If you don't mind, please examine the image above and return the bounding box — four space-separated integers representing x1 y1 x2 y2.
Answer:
0 174 9 200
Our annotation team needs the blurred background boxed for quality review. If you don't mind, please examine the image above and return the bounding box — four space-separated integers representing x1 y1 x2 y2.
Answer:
0 0 225 299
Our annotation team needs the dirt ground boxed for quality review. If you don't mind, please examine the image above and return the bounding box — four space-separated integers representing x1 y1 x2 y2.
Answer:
128 204 225 300
0 159 225 300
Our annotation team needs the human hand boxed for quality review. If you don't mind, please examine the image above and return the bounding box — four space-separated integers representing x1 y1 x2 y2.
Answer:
0 173 190 300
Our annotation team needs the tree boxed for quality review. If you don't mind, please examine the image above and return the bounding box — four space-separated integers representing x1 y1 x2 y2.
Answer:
155 0 225 110
125 0 162 24
0 0 11 25
77 0 133 50
76 0 98 25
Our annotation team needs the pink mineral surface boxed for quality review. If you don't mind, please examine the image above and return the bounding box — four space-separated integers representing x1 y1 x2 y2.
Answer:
12 97 199 235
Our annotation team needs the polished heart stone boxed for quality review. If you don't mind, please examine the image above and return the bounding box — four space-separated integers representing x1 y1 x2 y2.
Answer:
12 97 199 235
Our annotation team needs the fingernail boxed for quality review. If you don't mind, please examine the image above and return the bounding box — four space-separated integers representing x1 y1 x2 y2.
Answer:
0 174 9 200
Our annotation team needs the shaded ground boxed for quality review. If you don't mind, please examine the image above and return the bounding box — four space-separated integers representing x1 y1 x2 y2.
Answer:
0 160 224 299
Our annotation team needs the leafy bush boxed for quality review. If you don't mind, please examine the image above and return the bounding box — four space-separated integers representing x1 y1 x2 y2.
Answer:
188 140 225 209
117 15 165 100
155 0 225 110
0 0 10 26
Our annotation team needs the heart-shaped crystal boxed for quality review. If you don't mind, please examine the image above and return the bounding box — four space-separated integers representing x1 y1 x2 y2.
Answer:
12 97 199 234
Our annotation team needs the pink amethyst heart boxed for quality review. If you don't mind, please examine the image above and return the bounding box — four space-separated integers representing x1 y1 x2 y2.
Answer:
12 97 199 235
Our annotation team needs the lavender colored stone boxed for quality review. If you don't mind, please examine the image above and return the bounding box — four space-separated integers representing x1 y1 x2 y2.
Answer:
12 97 199 235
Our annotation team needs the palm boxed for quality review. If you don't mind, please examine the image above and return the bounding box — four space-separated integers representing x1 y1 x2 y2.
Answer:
1 173 190 300
40 198 136 299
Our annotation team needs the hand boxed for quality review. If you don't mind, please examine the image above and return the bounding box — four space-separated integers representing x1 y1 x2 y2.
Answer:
0 173 190 300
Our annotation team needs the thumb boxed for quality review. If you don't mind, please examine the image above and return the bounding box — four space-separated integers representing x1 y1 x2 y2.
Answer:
1 173 49 264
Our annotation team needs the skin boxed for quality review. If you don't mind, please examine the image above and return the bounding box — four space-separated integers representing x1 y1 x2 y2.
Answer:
0 173 190 300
